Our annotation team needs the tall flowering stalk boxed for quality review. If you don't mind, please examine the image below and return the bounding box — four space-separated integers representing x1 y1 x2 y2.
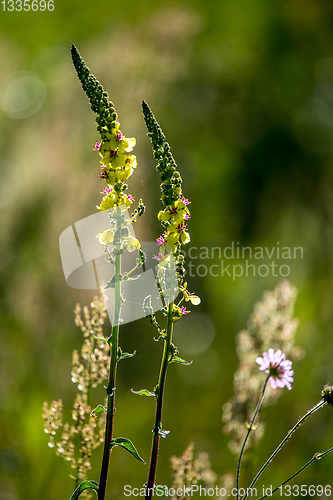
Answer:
140 101 200 497
70 45 145 500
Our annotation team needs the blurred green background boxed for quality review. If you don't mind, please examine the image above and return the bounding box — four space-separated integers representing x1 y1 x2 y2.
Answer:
1 0 333 498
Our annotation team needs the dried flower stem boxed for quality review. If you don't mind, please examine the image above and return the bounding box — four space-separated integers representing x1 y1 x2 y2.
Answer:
242 399 327 500
98 212 123 500
236 375 270 500
257 445 333 500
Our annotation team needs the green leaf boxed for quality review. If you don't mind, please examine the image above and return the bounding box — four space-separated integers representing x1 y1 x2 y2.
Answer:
91 405 107 416
93 335 109 343
118 349 136 362
70 480 99 499
131 388 156 397
110 437 145 463
169 356 192 365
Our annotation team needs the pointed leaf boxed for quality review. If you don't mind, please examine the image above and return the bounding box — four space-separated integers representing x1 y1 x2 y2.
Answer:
110 437 145 463
169 356 192 365
118 350 136 362
91 405 107 416
70 480 99 499
131 388 156 397
94 335 109 343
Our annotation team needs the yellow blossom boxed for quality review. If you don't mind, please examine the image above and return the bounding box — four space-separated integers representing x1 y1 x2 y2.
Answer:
166 222 190 246
157 199 190 226
97 188 133 211
126 237 141 252
96 229 114 246
182 283 201 305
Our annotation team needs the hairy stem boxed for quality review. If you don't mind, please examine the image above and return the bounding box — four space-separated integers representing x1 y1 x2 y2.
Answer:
236 375 269 500
98 215 122 500
145 302 174 498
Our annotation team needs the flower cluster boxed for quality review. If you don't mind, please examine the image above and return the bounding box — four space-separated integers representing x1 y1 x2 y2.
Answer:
142 100 190 256
222 280 303 455
71 44 145 262
95 126 137 211
42 295 110 484
156 196 191 253
142 101 198 320
71 45 138 213
72 299 110 391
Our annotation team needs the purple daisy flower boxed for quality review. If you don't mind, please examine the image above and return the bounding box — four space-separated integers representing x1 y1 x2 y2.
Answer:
256 348 294 390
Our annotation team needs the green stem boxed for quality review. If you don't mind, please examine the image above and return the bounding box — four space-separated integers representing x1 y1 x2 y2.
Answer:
257 446 333 500
241 399 326 500
236 375 270 500
145 302 174 499
98 219 122 500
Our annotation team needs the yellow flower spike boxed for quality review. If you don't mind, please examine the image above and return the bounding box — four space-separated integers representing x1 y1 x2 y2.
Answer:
96 229 115 246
